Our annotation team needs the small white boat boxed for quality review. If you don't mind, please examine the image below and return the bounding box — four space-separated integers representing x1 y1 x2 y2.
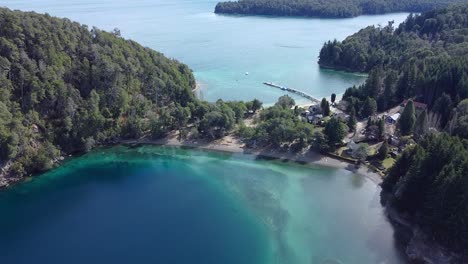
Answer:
245 72 249 75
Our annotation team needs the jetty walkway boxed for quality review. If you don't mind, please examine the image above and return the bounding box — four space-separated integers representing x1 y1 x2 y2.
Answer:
263 82 320 103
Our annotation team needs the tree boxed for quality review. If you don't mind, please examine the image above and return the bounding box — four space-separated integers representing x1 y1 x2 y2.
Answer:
251 99 263 113
450 99 468 138
399 100 416 135
347 108 357 132
318 6 468 123
173 105 191 140
215 0 462 19
413 109 428 140
378 142 389 160
324 118 347 149
331 93 336 105
378 118 385 139
355 143 368 162
311 131 328 152
433 93 453 128
226 101 247 123
361 97 377 118
381 133 468 253
275 95 295 109
0 8 198 178
321 98 331 116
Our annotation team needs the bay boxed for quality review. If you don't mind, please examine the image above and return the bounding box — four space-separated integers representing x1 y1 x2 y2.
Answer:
2 0 408 104
0 146 406 263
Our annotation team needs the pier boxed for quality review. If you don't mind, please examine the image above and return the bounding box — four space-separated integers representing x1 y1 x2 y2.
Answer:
263 82 320 103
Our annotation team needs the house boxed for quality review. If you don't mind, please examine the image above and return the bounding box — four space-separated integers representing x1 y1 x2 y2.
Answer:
308 104 322 115
389 136 400 146
336 100 349 111
346 140 368 159
307 114 323 125
366 125 379 140
346 140 359 156
386 113 400 124
402 100 427 111
335 112 349 122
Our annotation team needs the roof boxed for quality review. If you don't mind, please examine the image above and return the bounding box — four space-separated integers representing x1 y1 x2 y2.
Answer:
403 100 427 109
389 113 401 121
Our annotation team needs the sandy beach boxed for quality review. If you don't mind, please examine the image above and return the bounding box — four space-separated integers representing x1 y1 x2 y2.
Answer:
119 131 383 184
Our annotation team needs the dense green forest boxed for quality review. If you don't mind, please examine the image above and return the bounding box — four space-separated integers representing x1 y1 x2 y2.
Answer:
321 5 468 125
215 0 465 18
382 133 468 253
0 8 262 179
320 5 468 254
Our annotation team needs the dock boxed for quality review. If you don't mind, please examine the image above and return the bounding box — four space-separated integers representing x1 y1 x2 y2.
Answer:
263 82 320 103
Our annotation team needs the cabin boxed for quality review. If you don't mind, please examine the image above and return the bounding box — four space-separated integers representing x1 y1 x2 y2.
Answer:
335 112 349 122
308 104 322 115
346 140 367 159
307 114 323 125
386 113 400 124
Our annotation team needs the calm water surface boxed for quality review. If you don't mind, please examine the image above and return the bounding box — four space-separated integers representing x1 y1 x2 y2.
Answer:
0 1 410 263
0 146 406 263
3 0 408 104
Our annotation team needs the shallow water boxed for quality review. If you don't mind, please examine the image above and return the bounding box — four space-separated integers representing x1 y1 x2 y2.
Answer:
3 0 408 104
0 146 407 263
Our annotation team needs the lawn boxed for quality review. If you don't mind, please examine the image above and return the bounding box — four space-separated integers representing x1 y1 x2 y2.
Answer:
382 157 396 169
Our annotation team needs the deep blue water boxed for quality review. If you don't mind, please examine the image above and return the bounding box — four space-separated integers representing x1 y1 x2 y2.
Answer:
0 147 271 264
0 146 406 263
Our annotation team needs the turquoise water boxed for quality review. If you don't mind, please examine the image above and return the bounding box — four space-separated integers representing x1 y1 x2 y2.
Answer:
0 146 406 263
0 2 411 262
2 0 408 104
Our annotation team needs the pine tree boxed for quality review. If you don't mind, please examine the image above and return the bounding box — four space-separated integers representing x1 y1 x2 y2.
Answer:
321 98 331 116
399 100 416 135
348 108 357 131
378 142 389 160
378 118 385 139
413 109 428 140
361 97 377 118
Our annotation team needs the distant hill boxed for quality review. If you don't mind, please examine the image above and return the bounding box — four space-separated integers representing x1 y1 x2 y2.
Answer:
215 0 466 18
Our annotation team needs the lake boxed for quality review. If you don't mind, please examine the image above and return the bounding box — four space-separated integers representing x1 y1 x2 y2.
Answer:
2 0 409 104
0 1 411 263
0 146 407 263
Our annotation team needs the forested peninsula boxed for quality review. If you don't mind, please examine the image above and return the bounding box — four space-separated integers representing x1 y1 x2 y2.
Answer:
320 5 468 256
0 8 312 185
214 0 465 18
0 8 204 181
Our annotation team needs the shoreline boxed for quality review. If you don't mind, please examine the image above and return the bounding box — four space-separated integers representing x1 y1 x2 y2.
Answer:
118 132 383 184
0 131 383 189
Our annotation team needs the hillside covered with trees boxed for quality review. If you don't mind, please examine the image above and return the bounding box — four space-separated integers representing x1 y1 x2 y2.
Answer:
321 5 468 125
382 133 468 253
0 8 264 180
0 8 194 177
319 5 468 255
215 0 465 18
